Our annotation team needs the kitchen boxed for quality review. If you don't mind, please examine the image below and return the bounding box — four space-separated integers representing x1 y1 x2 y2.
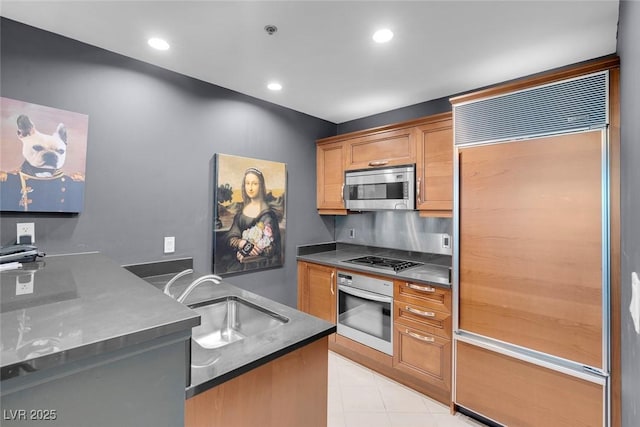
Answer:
0 2 639 427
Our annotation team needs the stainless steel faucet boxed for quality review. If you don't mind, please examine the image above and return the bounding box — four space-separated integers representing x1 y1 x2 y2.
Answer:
176 274 222 303
163 269 194 297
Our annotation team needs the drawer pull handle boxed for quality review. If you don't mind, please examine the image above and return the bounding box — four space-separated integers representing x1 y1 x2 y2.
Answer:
406 330 435 343
368 160 389 167
406 283 436 293
405 306 435 318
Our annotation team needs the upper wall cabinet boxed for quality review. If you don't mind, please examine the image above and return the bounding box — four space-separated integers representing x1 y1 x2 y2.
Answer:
344 127 416 170
316 140 348 215
414 113 453 217
316 113 454 216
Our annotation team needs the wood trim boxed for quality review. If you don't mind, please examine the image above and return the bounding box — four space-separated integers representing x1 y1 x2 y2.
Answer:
333 333 393 368
317 209 348 215
317 112 452 145
185 337 328 427
450 55 620 105
418 210 452 218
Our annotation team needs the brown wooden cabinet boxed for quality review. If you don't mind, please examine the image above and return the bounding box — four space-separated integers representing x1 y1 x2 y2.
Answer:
298 261 453 405
316 141 347 214
297 261 336 327
343 126 416 170
414 113 453 216
186 337 329 427
393 280 452 404
456 341 604 427
315 113 453 216
459 131 604 368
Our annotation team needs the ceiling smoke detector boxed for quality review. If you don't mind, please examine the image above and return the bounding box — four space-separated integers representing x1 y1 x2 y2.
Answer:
264 25 278 35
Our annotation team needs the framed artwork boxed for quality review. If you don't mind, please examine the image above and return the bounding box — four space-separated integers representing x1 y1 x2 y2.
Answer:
213 154 287 276
0 97 89 213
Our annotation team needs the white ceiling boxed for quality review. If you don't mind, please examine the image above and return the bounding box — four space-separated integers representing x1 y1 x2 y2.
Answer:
0 1 620 124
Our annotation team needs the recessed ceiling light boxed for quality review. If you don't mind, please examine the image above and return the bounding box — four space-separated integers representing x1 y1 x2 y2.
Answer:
148 37 170 50
372 29 394 43
267 82 283 91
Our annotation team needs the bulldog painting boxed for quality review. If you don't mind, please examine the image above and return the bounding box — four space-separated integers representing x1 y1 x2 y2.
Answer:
0 97 89 213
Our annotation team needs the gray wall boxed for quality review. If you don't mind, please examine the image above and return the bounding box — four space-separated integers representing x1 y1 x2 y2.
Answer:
337 96 451 134
618 1 640 425
0 18 336 308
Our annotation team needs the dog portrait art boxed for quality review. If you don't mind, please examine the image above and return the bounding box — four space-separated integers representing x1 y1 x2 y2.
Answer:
1 97 89 213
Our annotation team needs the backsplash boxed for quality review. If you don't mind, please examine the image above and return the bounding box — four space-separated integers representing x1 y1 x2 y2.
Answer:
335 211 452 255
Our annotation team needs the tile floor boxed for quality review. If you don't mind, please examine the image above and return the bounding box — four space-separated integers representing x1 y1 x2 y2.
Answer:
328 351 486 427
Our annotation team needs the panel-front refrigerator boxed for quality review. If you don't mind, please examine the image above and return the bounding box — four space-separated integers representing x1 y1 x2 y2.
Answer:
451 69 616 427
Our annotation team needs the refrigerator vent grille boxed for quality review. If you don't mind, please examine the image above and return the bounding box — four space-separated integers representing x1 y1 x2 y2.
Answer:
454 71 608 145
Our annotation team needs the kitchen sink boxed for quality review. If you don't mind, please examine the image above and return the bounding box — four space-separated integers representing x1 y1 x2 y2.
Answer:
188 296 289 351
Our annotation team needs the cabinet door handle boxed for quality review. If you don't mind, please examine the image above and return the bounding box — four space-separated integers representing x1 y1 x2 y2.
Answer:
405 306 435 318
341 183 345 204
368 160 389 167
330 272 335 295
406 283 436 293
406 329 435 342
416 177 421 204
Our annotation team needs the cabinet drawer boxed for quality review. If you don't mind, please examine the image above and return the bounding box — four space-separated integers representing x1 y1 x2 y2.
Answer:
395 303 451 339
456 342 603 427
394 281 451 313
393 324 451 394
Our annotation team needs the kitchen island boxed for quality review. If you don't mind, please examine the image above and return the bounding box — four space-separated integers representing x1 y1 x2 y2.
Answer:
0 253 200 427
141 267 336 427
1 254 336 427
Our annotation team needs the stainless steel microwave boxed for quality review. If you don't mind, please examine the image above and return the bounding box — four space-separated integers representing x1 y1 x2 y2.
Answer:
344 164 415 211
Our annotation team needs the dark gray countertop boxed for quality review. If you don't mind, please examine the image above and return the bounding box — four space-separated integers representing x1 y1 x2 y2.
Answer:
0 253 200 380
143 271 336 399
296 242 452 287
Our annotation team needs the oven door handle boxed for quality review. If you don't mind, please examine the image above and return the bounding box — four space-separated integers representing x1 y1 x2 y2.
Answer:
338 285 393 304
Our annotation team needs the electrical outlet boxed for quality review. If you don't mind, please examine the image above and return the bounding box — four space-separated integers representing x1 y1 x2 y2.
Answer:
442 234 451 249
349 229 356 239
16 275 34 295
631 272 640 334
16 222 35 244
164 236 175 254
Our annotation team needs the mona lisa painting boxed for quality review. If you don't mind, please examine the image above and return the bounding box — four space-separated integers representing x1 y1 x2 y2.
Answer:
213 154 286 276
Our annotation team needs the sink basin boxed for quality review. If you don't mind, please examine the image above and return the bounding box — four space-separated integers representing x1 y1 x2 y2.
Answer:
189 296 289 350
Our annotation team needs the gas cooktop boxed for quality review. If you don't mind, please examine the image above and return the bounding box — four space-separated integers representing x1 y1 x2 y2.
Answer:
343 256 423 273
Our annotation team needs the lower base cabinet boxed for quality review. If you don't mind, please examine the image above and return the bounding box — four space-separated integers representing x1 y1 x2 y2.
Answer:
456 341 604 427
185 337 328 427
393 324 451 402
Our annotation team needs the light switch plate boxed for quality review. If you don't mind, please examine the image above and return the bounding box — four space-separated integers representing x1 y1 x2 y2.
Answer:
164 236 175 254
630 272 640 334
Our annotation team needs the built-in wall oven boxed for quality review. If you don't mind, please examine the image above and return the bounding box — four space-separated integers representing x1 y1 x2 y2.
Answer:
336 271 393 355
